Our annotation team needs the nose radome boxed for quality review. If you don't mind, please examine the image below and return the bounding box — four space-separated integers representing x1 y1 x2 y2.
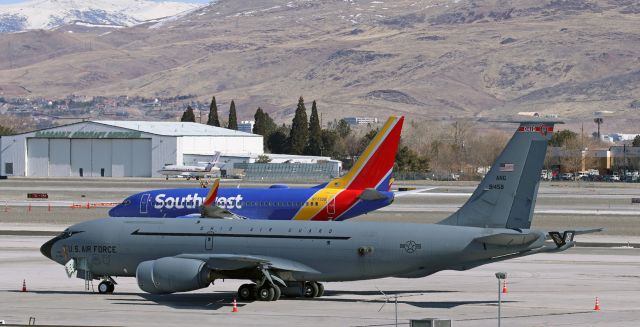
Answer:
40 236 58 260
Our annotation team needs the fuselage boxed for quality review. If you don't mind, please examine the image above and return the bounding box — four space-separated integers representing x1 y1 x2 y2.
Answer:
109 187 394 221
41 217 535 282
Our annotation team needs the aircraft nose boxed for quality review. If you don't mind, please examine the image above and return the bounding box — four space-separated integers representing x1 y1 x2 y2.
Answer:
40 236 59 260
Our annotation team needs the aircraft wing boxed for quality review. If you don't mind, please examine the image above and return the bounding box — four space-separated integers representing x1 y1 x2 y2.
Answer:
393 187 438 197
199 179 235 218
177 253 319 273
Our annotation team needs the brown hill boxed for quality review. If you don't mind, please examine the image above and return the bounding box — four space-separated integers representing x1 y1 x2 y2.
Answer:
1 0 639 131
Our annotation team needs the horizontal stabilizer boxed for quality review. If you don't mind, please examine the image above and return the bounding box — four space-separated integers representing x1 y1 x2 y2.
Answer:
474 230 545 246
393 187 437 197
358 188 389 201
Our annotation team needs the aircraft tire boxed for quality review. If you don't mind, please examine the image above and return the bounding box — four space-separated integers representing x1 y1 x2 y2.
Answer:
304 281 319 298
271 284 281 301
238 284 254 301
98 281 113 294
257 285 275 301
316 283 324 297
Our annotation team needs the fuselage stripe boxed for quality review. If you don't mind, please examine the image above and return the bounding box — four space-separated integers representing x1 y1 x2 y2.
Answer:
131 230 351 240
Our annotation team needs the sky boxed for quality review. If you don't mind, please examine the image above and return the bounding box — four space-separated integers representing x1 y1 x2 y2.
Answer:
0 0 209 4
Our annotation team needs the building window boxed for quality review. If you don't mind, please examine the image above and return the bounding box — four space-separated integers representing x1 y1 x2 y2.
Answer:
5 163 13 175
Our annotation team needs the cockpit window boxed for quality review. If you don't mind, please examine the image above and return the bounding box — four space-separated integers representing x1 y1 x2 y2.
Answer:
58 229 82 239
121 199 131 206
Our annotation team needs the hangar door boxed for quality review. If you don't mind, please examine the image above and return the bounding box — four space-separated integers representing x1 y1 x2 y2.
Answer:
27 139 49 176
110 139 151 177
28 138 151 177
49 139 71 176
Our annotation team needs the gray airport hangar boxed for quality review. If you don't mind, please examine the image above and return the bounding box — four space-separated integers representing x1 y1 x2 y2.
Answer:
0 121 263 178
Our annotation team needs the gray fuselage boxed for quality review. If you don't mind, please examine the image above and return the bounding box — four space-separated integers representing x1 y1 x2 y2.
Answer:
43 217 539 283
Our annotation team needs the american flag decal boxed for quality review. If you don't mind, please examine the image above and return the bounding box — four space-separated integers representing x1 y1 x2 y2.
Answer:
499 163 514 172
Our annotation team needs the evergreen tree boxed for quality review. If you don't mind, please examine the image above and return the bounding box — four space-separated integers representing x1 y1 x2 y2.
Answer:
334 119 351 138
320 129 338 157
287 96 308 154
180 105 196 122
253 107 277 150
305 100 323 155
227 100 238 130
253 107 265 135
268 126 289 154
206 96 220 127
633 135 640 147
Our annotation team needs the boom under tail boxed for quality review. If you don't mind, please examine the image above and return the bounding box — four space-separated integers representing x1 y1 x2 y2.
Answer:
438 120 562 229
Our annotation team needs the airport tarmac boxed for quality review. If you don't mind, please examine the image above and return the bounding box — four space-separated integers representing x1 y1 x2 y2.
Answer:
0 235 638 326
0 178 638 326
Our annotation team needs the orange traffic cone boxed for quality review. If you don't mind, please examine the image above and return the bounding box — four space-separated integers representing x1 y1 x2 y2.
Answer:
594 297 601 311
502 279 508 294
232 298 239 312
21 279 27 292
86 202 90 209
27 203 32 213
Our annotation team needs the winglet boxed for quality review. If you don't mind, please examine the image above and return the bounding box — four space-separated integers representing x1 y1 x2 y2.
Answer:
203 179 220 207
329 116 404 190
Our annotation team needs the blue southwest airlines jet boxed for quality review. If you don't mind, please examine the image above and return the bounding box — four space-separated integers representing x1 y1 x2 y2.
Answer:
109 116 404 221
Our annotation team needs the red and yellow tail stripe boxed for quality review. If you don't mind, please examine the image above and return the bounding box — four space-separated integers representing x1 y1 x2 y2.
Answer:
292 116 404 221
203 179 220 207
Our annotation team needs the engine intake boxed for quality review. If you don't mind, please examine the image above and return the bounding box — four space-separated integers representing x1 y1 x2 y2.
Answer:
136 257 210 294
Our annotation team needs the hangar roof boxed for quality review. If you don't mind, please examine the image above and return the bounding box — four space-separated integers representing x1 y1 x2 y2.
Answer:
93 121 260 137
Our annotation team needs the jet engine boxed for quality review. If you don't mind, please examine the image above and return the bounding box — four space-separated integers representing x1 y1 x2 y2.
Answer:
136 257 210 294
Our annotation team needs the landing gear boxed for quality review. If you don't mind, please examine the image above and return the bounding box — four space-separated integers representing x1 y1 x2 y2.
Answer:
238 284 256 301
237 283 281 301
304 281 319 298
304 281 324 298
98 281 114 294
257 285 275 301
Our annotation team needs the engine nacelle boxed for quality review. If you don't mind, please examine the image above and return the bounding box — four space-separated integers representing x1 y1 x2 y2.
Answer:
136 257 210 294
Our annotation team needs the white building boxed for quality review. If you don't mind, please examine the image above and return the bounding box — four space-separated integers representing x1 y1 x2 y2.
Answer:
0 121 263 178
343 117 379 125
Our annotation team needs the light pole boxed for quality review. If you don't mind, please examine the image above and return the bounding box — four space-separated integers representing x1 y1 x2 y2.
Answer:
495 272 507 327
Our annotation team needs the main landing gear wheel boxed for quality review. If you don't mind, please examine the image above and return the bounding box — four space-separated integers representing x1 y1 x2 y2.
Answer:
257 285 275 301
316 282 325 297
304 281 319 298
238 284 256 301
98 281 114 294
271 284 281 301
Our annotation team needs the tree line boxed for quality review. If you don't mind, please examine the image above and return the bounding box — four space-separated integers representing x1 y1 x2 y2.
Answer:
179 96 429 173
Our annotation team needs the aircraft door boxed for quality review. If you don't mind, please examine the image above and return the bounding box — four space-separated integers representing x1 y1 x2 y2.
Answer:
326 192 337 220
140 193 150 214
205 231 213 250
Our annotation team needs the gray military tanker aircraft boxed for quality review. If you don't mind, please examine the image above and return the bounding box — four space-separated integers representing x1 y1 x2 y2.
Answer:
41 120 601 301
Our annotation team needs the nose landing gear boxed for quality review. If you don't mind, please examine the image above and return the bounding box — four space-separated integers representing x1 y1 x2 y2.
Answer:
97 277 116 294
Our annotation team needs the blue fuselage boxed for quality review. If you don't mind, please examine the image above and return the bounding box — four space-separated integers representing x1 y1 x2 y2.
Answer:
109 187 394 221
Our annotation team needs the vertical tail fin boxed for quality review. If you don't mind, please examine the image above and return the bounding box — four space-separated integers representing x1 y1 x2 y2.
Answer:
203 178 220 207
329 116 404 190
438 120 562 229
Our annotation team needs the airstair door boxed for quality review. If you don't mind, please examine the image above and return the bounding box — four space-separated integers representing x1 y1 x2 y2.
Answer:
140 193 150 214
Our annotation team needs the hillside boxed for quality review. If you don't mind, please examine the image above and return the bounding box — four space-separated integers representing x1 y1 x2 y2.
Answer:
1 0 639 131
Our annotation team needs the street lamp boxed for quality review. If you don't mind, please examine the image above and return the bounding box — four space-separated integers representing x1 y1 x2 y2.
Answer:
495 272 507 327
